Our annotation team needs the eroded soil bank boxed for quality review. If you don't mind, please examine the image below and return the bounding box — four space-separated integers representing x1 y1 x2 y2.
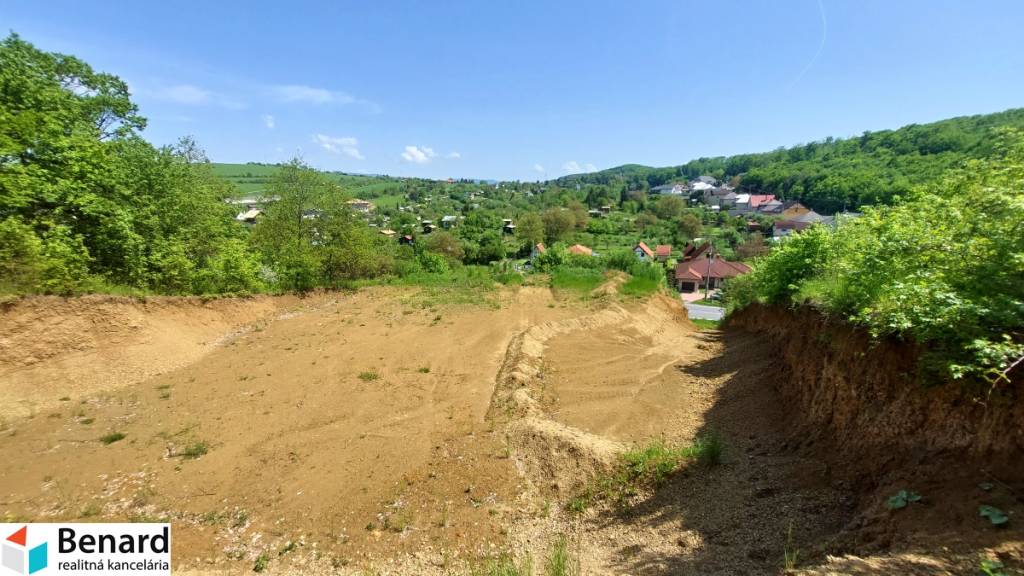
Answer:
727 304 1024 574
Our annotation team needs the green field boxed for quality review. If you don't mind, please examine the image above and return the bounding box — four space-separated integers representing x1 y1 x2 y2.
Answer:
211 163 400 199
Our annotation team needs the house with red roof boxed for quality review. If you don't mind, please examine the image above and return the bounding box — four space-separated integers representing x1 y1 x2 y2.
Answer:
673 242 751 293
655 244 672 262
633 242 654 260
530 243 546 260
568 244 594 256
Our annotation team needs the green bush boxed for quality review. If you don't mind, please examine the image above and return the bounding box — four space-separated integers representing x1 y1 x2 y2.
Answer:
620 262 665 297
730 131 1024 382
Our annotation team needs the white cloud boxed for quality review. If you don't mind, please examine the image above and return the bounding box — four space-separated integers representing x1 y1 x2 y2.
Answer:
132 81 245 109
262 114 275 129
533 164 546 173
401 145 437 164
446 151 461 159
313 134 364 160
562 161 597 174
274 84 355 105
157 84 211 105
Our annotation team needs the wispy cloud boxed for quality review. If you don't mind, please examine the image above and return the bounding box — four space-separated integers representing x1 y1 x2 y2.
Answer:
787 0 828 90
562 161 596 174
313 134 364 160
161 84 211 104
273 84 355 105
446 151 462 159
133 81 246 109
533 164 546 173
262 114 275 129
401 145 437 164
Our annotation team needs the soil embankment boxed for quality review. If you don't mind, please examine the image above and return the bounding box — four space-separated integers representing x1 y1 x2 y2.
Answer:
0 294 326 420
728 304 1024 573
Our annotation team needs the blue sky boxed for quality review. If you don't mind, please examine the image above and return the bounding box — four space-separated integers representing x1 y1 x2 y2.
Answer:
3 1 1023 180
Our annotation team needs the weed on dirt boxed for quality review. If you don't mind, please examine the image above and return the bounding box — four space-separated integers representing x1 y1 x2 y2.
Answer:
98 432 125 445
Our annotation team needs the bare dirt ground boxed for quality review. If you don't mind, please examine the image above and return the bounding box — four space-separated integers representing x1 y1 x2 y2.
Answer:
1 285 1020 575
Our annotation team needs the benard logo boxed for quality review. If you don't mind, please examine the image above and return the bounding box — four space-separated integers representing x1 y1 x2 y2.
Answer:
1 526 47 575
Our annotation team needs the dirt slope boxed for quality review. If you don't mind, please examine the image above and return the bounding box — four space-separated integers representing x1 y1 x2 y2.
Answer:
1 288 1019 574
0 287 575 573
0 294 324 421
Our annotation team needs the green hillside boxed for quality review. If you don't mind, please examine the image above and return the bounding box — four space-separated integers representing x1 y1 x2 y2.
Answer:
558 108 1024 212
212 163 396 196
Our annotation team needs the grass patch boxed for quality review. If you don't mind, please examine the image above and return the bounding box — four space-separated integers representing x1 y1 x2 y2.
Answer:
545 536 579 576
181 441 209 460
619 275 661 297
620 263 666 298
550 266 604 294
358 371 379 381
368 266 501 310
80 502 102 518
472 553 532 576
572 434 723 508
417 366 431 373
690 318 721 331
253 552 269 573
99 432 126 445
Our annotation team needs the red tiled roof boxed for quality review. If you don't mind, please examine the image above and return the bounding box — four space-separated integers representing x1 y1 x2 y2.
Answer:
568 244 593 256
635 242 654 258
674 256 751 282
655 244 672 257
749 194 776 208
683 242 711 260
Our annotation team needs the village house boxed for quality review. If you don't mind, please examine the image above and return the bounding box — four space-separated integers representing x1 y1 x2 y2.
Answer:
673 242 751 293
650 183 687 195
346 199 375 213
633 242 654 260
502 218 516 234
379 228 396 237
655 244 672 262
568 244 594 256
399 235 414 245
441 215 458 229
689 181 715 194
772 210 831 239
779 201 812 219
531 243 546 260
421 220 436 234
756 199 784 214
235 208 262 225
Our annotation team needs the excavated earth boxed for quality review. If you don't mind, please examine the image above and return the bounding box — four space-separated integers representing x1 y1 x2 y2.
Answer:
0 286 1020 575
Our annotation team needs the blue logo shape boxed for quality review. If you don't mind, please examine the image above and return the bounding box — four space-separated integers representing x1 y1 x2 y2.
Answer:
28 542 46 574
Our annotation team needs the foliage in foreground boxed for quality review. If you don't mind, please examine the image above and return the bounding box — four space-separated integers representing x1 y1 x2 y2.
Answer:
471 554 532 576
727 131 1024 384
570 435 722 511
544 536 579 576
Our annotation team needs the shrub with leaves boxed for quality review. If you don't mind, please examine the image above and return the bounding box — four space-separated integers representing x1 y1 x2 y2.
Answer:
729 129 1024 384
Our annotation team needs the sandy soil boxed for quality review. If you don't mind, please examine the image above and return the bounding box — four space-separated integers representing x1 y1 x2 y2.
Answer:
0 287 576 573
1 286 1019 575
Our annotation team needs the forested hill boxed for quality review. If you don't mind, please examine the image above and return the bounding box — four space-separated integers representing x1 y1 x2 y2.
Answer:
557 108 1024 212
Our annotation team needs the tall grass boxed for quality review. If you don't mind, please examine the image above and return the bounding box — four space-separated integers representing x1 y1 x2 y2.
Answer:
545 536 579 576
570 433 724 509
472 554 532 576
550 267 604 294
